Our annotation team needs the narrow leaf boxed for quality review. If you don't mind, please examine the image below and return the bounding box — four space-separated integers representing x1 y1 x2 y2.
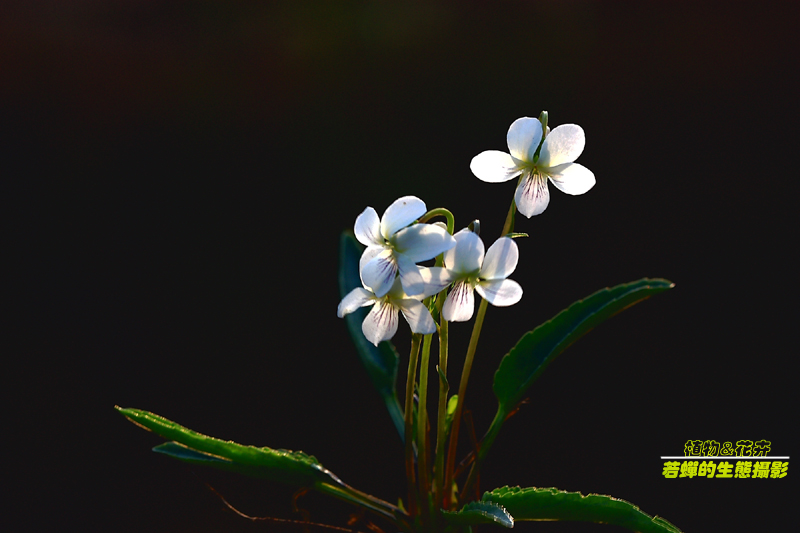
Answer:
154 442 231 464
339 231 405 440
494 278 674 416
460 279 674 504
442 500 514 529
483 486 682 533
119 407 409 524
117 406 341 488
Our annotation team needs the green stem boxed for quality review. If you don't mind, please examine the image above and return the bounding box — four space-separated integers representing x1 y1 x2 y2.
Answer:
443 197 518 509
404 334 422 517
500 195 517 237
433 313 449 511
459 407 504 502
316 481 410 528
416 333 434 516
443 297 489 509
418 207 455 235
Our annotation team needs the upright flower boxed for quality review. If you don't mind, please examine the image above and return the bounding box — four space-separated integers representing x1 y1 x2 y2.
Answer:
441 229 523 322
355 196 456 298
470 116 595 217
338 274 445 346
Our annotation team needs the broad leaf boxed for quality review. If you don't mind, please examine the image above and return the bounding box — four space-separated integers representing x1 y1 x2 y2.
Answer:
494 278 673 417
441 500 514 529
339 231 404 440
483 486 682 533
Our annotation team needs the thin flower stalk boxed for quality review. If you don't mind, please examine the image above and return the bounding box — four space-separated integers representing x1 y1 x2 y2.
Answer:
404 333 422 517
416 332 434 517
443 297 488 509
455 200 519 505
418 207 455 236
433 295 449 511
316 481 411 528
501 194 517 237
443 198 517 510
459 407 504 503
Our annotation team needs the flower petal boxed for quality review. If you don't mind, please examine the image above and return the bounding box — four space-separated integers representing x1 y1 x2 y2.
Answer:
514 171 550 218
337 287 375 317
548 163 596 195
381 196 427 239
359 244 385 277
362 300 399 346
396 253 425 297
392 223 456 263
397 299 436 334
479 237 518 280
537 124 585 168
476 279 523 307
354 207 382 247
396 257 453 299
469 150 521 183
442 279 475 322
386 276 409 300
444 229 484 275
418 266 453 298
361 249 398 297
507 117 543 162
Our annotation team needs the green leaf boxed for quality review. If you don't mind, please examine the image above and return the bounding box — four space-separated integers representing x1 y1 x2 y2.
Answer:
442 394 459 441
154 442 231 464
339 231 405 441
441 500 514 529
457 279 674 503
117 407 339 487
483 486 682 533
493 278 674 417
118 407 408 523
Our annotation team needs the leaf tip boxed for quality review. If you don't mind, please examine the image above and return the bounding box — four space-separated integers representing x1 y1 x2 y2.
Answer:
115 406 154 433
650 277 675 289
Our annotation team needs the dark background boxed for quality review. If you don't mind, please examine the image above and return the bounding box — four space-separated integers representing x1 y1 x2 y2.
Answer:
5 1 797 531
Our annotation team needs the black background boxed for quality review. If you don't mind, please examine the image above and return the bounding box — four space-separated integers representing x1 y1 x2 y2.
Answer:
5 2 797 532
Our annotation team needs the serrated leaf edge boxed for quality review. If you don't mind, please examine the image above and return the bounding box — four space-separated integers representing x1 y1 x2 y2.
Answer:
482 486 682 533
442 500 515 528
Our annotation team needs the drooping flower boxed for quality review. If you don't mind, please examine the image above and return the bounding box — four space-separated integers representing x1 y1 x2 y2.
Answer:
338 271 449 346
441 229 522 322
470 117 595 217
355 196 456 298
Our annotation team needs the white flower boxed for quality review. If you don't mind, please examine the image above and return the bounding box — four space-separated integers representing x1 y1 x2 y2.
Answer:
338 273 447 346
470 117 595 217
441 229 523 322
355 196 456 298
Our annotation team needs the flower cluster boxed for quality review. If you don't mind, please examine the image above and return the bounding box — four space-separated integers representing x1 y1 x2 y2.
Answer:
339 115 593 346
339 196 523 345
